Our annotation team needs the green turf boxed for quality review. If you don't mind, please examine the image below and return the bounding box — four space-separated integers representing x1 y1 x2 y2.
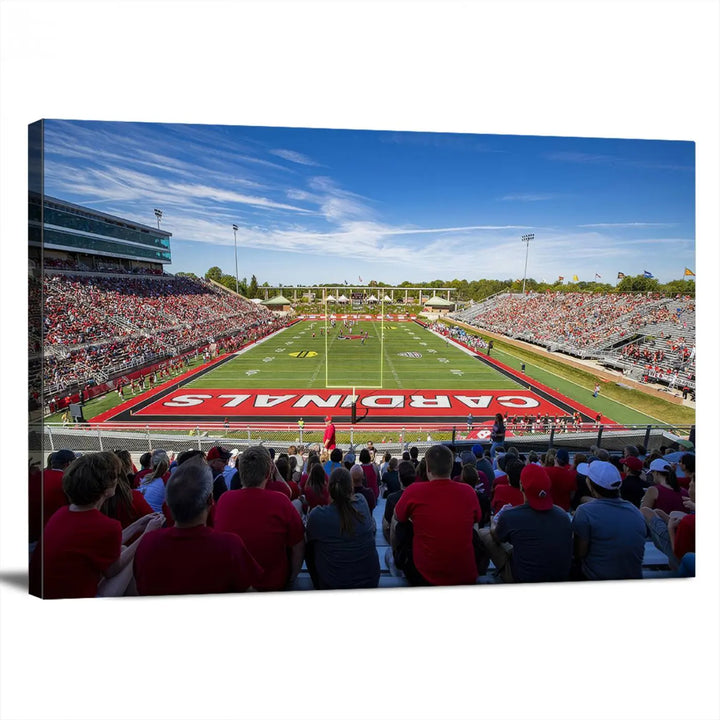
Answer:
185 320 520 392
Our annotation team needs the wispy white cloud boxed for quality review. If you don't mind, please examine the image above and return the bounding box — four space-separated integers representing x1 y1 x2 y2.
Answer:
269 148 321 166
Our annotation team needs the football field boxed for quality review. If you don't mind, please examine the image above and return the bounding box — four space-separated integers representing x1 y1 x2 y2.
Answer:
96 319 611 426
186 319 518 391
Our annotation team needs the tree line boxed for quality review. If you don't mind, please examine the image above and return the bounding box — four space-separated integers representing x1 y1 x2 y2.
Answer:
176 267 694 303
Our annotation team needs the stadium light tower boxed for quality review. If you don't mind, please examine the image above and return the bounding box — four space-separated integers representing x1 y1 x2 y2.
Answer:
521 233 535 294
232 224 239 294
154 208 163 229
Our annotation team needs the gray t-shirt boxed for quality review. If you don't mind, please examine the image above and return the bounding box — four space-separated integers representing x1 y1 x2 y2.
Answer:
306 495 380 589
572 497 648 580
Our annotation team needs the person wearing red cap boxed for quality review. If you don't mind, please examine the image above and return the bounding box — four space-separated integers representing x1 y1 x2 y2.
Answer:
206 446 233 502
619 456 652 507
323 416 336 451
479 464 572 583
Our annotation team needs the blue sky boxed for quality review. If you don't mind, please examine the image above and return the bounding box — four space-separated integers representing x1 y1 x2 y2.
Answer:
42 120 695 285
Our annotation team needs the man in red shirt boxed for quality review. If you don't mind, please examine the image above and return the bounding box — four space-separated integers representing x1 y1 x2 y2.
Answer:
214 445 305 591
29 448 76 546
134 458 262 595
323 416 336 451
544 448 577 512
393 444 481 586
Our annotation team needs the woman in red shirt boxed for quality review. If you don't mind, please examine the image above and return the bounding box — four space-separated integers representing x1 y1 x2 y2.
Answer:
30 451 164 599
106 449 154 531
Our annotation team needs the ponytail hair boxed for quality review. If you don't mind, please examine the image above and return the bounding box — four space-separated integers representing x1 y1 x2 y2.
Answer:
141 449 169 488
329 467 363 536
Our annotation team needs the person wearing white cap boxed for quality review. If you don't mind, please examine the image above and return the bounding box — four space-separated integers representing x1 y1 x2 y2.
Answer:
571 460 648 580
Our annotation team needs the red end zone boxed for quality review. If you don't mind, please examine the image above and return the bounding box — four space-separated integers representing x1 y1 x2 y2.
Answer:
130 388 570 419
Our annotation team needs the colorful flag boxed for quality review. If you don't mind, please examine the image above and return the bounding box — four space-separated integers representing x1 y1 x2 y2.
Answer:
643 270 654 278
594 273 602 280
684 267 695 277
557 276 564 282
617 272 626 279
572 274 579 282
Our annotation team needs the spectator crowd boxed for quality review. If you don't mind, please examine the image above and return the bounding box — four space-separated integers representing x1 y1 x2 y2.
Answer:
40 272 286 397
29 438 695 598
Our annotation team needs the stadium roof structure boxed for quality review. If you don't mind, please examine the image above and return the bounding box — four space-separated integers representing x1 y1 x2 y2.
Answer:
424 295 455 307
262 294 291 306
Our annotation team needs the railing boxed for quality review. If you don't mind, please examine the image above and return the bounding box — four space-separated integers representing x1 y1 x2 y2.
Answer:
34 422 694 461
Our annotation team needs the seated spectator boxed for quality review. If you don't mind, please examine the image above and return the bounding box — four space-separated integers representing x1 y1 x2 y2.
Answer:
275 455 300 500
133 458 262 595
458 464 491 528
570 453 592 509
133 452 153 488
358 448 380 499
416 458 429 483
640 477 696 571
104 449 153 531
137 449 170 512
323 448 344 476
381 457 401 498
299 451 321 487
305 468 380 590
490 457 525 515
303 463 331 510
409 446 420 469
479 464 572 583
351 465 377 514
342 451 356 471
544 448 577 512
214 445 305 591
206 445 233 502
640 459 689 514
393 444 482 586
383 461 416 544
30 451 164 598
29 448 76 546
472 445 494 496
676 453 695 490
619 456 651 507
571 461 647 580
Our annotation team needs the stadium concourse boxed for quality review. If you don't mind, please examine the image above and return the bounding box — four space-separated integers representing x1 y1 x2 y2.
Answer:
29 440 695 598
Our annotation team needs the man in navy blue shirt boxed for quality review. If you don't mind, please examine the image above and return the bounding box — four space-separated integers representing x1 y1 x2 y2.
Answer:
483 464 572 583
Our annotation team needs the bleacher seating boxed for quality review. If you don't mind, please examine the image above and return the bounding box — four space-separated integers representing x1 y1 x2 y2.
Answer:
289 495 673 589
450 291 696 391
42 271 286 396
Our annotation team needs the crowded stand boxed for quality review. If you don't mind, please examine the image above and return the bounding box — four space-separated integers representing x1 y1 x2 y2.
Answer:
41 271 285 398
29 439 695 598
450 292 696 391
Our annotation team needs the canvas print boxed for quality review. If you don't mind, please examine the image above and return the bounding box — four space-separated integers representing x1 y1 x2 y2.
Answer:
28 121 696 598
